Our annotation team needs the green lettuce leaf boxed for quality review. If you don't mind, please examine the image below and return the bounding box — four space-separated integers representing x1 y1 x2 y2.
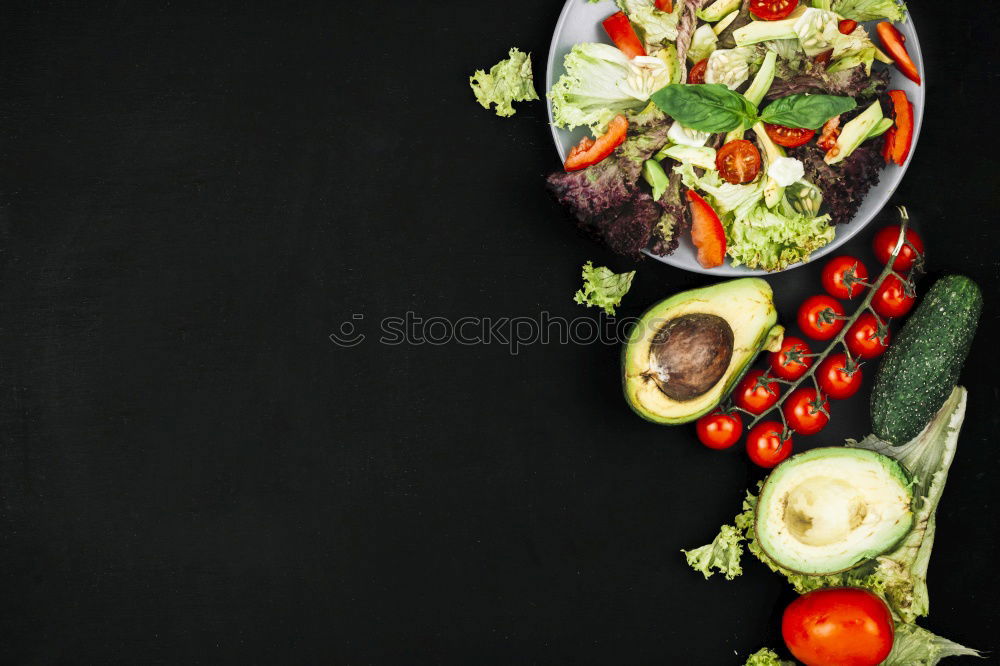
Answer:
833 0 907 21
548 43 664 134
882 622 982 666
573 261 636 316
469 47 539 117
616 0 683 51
744 648 795 666
724 204 834 272
682 523 745 580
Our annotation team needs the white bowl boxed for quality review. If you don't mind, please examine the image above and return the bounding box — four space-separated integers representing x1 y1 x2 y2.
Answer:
545 0 924 275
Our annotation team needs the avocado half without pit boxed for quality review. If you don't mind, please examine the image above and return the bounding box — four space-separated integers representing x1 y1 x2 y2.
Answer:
755 447 914 575
622 278 783 424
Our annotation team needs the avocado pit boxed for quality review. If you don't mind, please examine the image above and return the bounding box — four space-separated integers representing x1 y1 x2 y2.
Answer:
646 313 734 402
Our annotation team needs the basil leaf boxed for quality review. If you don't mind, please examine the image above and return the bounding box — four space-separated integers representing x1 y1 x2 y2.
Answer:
650 84 757 133
759 94 858 129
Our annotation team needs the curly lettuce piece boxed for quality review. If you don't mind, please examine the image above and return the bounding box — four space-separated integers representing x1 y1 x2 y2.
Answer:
682 524 746 580
744 648 794 666
548 43 664 134
616 0 683 51
469 48 539 117
725 203 834 272
833 0 907 22
573 261 636 315
882 622 982 666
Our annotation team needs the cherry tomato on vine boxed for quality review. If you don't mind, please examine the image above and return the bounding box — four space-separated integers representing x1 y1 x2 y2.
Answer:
768 336 813 381
783 387 830 435
716 139 761 184
846 312 891 359
783 588 894 666
817 353 863 400
763 123 815 148
732 369 780 415
749 0 798 21
821 255 869 299
871 275 915 318
797 295 845 340
746 421 793 468
696 410 743 450
688 58 708 84
873 226 924 271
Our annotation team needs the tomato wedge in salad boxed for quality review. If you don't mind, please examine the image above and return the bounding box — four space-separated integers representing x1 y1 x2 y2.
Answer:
764 123 815 148
563 115 628 172
686 190 727 268
716 140 761 184
654 0 673 11
688 58 708 84
602 12 646 59
749 0 798 20
883 90 914 166
877 22 921 84
837 19 858 34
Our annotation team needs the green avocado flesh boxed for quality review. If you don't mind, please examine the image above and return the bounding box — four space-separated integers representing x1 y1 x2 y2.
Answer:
622 278 779 424
755 447 914 575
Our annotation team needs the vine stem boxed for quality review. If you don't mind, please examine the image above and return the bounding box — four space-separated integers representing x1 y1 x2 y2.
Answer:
740 206 918 435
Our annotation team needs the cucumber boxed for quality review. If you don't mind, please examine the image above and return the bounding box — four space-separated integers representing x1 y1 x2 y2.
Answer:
871 275 982 444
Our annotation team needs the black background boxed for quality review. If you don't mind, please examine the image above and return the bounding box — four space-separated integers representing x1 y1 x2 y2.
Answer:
1 1 997 664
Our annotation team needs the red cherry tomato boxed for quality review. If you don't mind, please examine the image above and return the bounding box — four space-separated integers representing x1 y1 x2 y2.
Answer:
846 312 891 359
817 353 863 400
732 369 780 415
746 421 793 468
688 58 708 84
768 336 813 381
872 226 924 271
871 275 915 318
783 588 895 666
716 139 761 184
797 295 845 340
783 387 830 435
763 123 816 148
749 0 798 21
821 255 869 299
696 410 743 450
838 19 858 34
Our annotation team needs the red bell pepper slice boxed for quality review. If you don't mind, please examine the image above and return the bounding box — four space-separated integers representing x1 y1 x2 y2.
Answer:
602 12 647 59
885 90 914 166
686 190 727 269
655 0 674 11
877 22 921 84
882 127 896 164
563 115 629 172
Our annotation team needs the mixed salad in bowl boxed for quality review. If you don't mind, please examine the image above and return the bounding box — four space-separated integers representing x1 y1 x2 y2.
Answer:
544 0 920 272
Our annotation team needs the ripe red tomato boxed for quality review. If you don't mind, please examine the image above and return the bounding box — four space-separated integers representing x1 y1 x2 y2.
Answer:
749 0 798 21
782 588 894 666
768 336 813 381
716 139 761 184
821 255 869 299
838 18 858 34
696 410 743 450
817 353 863 400
732 369 780 415
688 58 708 84
797 295 845 340
872 226 924 271
763 123 816 148
746 421 793 468
846 312 891 359
783 387 830 435
871 275 915 318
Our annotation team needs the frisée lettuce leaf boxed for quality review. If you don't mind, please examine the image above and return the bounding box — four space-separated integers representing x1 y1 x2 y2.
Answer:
573 261 636 316
469 48 539 117
744 649 794 666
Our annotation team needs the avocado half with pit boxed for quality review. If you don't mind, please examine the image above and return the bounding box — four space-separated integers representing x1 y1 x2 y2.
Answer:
755 447 914 575
622 278 782 424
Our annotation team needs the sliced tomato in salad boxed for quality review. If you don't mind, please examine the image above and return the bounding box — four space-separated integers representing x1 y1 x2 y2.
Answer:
602 12 647 59
816 116 841 151
764 123 815 148
688 58 708 84
563 115 629 172
837 19 858 34
654 0 673 11
877 22 921 84
883 90 914 166
686 190 727 269
749 0 798 20
716 139 761 184
813 49 833 66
